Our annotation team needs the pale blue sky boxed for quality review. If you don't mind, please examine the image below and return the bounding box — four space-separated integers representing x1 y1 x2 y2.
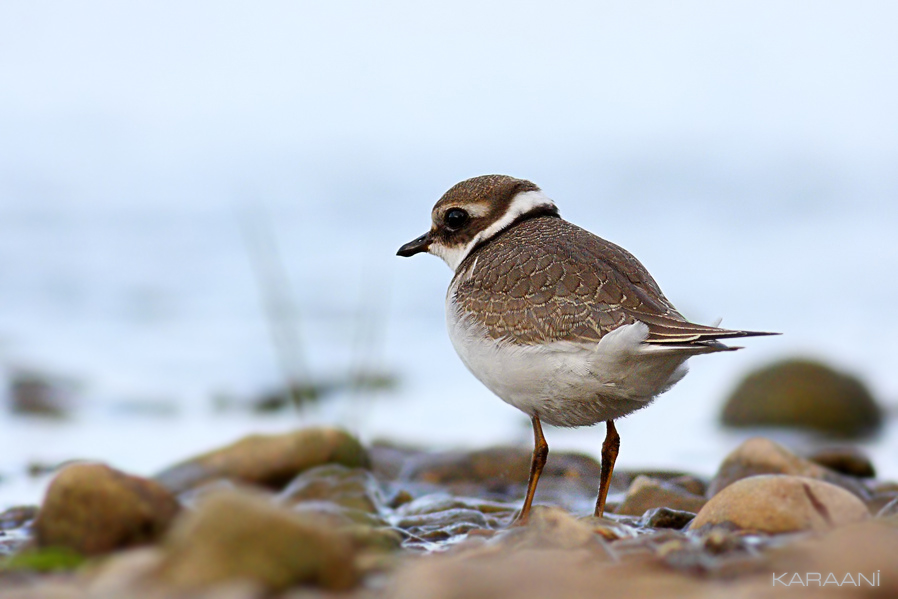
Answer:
2 1 896 175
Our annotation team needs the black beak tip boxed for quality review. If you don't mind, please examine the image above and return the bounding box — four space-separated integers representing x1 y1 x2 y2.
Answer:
397 233 430 257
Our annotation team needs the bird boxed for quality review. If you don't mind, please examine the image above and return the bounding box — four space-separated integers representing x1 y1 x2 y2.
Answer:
397 174 776 523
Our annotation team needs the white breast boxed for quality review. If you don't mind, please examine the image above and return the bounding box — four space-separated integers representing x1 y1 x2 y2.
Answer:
445 289 691 428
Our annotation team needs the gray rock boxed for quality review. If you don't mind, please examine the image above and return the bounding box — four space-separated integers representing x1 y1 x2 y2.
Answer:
639 507 696 530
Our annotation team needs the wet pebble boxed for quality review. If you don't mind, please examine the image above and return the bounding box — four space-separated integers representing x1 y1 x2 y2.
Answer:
396 507 494 543
614 475 706 517
0 506 38 531
35 463 180 556
397 494 518 517
639 507 695 530
278 464 385 514
291 499 386 528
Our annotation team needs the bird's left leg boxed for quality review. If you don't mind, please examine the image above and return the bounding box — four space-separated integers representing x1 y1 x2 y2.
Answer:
594 419 620 517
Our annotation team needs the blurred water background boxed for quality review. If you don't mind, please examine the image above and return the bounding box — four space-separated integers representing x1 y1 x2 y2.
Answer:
1 2 897 509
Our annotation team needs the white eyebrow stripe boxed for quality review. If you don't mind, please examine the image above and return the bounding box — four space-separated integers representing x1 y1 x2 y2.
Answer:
430 190 556 272
464 203 490 218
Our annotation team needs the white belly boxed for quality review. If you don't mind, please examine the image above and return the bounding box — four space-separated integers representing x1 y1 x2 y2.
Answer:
446 298 690 427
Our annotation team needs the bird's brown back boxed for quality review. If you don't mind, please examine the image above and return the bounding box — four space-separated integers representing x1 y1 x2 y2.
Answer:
450 216 688 345
451 214 777 347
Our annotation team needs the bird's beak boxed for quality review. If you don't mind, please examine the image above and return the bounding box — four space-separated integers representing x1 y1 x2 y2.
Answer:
397 232 431 257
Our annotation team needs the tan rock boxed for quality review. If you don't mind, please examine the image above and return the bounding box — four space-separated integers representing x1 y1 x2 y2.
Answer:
691 475 870 533
154 427 370 493
35 463 180 556
707 437 867 498
157 490 358 592
614 475 706 517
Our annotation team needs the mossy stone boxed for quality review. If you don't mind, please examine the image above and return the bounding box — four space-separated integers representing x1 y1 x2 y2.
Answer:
721 359 882 438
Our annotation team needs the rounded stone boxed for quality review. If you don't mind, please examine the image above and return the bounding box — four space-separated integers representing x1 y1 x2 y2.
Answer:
35 463 180 556
157 490 358 591
154 427 370 494
707 437 867 499
614 476 706 517
639 507 696 530
720 359 882 438
690 475 870 533
806 446 876 478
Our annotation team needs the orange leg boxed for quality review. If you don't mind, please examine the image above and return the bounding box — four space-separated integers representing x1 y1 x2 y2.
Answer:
513 414 549 525
594 420 620 518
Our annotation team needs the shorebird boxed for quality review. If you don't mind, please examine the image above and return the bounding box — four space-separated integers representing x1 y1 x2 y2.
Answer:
397 174 775 522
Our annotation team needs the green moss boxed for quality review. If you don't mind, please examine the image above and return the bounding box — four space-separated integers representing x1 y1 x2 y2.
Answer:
1 547 85 572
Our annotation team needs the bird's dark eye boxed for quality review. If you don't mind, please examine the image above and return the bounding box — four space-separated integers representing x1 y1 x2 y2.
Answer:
444 208 469 230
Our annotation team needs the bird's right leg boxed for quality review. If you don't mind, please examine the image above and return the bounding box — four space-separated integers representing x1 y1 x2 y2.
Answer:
513 413 549 526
